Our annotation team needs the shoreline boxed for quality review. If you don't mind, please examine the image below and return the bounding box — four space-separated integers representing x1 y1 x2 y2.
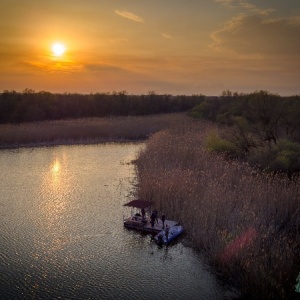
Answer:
0 113 188 150
0 137 145 150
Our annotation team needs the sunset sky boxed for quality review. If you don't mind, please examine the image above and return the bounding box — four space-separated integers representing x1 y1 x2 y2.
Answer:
1 0 299 95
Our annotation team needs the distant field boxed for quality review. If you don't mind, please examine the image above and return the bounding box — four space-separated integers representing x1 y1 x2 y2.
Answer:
0 113 189 148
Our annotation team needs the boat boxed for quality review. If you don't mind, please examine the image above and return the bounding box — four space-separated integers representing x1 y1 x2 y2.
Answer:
154 225 184 245
123 199 180 235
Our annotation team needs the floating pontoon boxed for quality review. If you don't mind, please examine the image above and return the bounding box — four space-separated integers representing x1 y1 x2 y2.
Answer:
123 199 184 242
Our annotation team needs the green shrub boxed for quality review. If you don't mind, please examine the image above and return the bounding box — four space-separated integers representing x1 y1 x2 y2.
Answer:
189 103 207 119
189 110 203 119
216 112 233 125
248 139 300 173
205 130 237 155
271 140 300 173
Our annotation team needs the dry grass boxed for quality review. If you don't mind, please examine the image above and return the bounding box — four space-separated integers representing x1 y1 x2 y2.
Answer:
0 114 187 148
135 119 300 299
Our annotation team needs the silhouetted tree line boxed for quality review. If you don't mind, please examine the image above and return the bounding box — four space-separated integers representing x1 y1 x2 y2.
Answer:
0 89 204 123
189 90 300 174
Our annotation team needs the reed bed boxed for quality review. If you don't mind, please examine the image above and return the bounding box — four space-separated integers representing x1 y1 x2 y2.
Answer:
135 120 300 299
0 114 187 148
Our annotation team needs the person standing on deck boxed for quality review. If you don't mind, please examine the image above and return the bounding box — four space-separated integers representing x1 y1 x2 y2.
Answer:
161 214 166 229
150 211 156 228
165 224 169 240
153 209 158 224
141 208 145 220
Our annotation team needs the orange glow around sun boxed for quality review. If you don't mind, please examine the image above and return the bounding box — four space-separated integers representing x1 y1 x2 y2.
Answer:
51 42 66 57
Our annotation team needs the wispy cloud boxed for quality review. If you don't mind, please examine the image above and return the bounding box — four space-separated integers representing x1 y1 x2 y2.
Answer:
215 0 235 9
84 63 124 72
115 10 145 23
162 33 173 39
24 58 84 73
211 15 300 58
215 0 275 16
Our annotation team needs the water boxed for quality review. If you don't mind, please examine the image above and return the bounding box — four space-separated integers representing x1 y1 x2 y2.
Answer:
0 144 236 299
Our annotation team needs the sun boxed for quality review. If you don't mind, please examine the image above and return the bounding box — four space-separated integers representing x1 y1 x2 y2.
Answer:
51 43 66 57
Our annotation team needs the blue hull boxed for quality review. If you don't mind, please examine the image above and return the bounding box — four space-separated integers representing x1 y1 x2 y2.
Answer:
154 225 184 245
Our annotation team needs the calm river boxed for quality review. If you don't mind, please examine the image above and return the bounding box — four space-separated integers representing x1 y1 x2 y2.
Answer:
0 144 237 299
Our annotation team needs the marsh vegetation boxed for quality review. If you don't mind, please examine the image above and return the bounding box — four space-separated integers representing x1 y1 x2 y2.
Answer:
0 114 184 148
135 118 299 299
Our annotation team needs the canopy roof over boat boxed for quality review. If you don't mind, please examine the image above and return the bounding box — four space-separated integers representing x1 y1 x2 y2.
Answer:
123 199 154 209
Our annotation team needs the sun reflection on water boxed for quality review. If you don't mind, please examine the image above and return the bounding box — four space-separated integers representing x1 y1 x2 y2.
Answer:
50 159 64 188
52 159 61 173
43 158 71 218
36 157 74 256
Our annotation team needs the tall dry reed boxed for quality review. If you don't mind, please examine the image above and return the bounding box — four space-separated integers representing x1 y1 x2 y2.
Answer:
0 114 186 148
135 119 300 299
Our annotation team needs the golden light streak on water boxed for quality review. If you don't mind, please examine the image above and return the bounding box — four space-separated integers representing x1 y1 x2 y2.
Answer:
36 156 74 257
52 159 61 174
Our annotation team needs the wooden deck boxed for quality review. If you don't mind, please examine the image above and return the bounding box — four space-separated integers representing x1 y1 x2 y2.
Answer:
124 216 178 234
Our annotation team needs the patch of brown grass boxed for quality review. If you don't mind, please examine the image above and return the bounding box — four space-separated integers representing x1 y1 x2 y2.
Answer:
0 114 187 148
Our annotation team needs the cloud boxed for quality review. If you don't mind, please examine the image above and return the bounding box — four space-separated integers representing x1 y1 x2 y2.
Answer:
215 0 236 8
215 0 275 16
115 10 145 23
25 60 126 74
23 58 84 73
211 15 300 58
84 63 125 72
162 33 173 39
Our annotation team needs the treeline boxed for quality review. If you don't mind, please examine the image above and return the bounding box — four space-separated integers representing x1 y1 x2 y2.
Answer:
189 90 300 174
0 89 204 123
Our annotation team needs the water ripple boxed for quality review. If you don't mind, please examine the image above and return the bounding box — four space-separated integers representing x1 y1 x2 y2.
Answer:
0 144 238 299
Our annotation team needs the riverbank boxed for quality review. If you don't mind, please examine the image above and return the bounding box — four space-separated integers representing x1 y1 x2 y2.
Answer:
0 113 188 149
135 119 300 299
